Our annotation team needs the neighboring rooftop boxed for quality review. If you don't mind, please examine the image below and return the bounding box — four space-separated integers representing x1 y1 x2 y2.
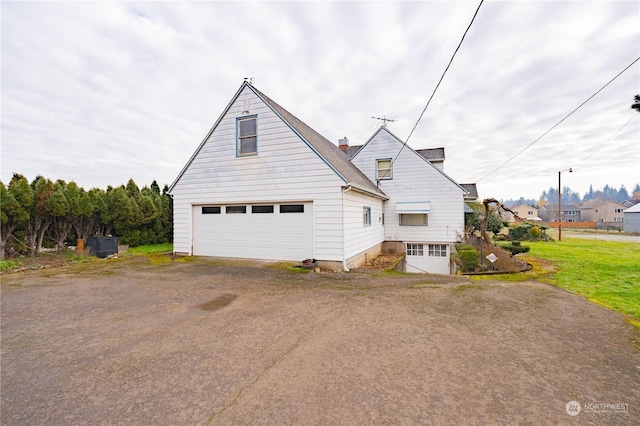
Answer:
415 147 445 162
460 183 478 200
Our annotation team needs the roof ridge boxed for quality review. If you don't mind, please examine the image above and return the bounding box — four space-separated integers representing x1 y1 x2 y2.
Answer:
250 85 385 197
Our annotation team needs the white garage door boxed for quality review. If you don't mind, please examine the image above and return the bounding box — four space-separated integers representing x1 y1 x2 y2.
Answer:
405 243 450 274
193 202 314 261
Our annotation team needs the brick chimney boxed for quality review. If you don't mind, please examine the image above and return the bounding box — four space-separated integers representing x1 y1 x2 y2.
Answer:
339 137 349 152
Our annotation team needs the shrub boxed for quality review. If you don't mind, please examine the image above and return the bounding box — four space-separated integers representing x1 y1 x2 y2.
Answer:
508 224 532 240
459 248 479 272
530 226 541 239
500 243 530 255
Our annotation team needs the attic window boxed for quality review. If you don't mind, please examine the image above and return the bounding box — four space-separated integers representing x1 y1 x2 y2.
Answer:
237 116 257 156
376 159 392 180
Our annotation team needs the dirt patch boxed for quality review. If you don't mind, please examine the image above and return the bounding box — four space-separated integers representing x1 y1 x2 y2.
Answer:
196 294 238 311
358 253 404 270
1 257 638 425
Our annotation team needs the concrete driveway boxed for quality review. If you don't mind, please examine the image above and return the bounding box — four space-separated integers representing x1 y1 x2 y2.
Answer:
1 256 638 425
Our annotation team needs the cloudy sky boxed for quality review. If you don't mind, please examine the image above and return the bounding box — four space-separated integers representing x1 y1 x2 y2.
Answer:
2 1 638 201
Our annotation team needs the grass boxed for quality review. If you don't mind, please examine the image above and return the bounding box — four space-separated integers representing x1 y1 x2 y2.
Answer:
128 243 173 254
0 259 23 271
519 238 640 320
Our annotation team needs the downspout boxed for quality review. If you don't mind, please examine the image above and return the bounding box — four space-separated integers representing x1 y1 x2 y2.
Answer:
342 185 352 272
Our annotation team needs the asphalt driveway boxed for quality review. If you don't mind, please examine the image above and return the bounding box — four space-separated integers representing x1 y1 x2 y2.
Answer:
1 256 638 425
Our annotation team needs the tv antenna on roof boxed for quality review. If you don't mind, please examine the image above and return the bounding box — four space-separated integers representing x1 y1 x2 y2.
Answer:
372 115 396 127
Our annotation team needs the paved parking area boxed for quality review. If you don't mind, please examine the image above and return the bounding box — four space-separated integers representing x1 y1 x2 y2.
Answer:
1 256 639 424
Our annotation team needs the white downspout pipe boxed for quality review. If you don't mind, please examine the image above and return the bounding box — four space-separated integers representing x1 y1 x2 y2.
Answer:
342 185 352 272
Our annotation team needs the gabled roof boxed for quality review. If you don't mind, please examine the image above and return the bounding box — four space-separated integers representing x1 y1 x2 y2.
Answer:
170 82 385 198
624 203 640 213
250 85 385 198
415 147 445 162
579 200 626 209
352 126 468 194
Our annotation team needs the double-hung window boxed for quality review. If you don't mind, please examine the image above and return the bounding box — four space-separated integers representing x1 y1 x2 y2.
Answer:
237 116 257 156
363 207 371 226
376 159 392 180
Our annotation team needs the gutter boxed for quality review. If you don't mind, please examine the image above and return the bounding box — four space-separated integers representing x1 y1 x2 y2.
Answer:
341 186 351 272
345 183 388 200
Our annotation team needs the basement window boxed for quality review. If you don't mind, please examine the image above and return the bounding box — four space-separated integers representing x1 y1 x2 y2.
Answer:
280 204 304 213
252 205 274 214
202 206 221 214
237 116 257 156
406 243 424 256
226 206 247 214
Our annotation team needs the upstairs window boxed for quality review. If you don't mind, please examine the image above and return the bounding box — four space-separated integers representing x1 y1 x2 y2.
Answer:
237 116 257 156
376 159 392 180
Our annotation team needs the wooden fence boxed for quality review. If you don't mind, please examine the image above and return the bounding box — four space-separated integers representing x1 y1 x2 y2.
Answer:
543 221 596 229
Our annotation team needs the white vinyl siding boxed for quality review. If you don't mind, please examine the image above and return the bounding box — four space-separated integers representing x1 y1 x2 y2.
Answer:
171 86 348 261
343 189 384 260
350 128 464 244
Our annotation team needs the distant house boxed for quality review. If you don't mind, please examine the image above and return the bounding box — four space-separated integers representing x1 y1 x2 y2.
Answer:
169 82 467 274
503 204 539 223
623 203 640 233
539 204 582 222
579 200 626 225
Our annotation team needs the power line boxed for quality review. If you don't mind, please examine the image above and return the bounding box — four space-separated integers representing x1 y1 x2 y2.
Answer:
580 113 638 163
379 0 484 180
476 56 640 183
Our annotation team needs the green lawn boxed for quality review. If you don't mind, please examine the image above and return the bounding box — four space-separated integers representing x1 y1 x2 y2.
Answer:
128 243 173 254
524 238 640 321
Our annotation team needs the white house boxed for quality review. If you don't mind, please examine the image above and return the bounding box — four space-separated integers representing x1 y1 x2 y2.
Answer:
349 127 467 274
169 82 467 273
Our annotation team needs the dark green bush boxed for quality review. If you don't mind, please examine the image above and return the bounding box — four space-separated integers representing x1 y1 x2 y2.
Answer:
459 248 478 272
500 243 530 255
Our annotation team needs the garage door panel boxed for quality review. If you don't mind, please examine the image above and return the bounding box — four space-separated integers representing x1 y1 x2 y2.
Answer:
193 203 313 261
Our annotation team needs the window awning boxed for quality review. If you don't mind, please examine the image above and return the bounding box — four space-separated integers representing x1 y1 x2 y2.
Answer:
396 201 431 214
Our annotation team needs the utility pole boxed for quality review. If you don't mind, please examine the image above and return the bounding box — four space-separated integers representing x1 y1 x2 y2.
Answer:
558 168 573 241
558 171 562 241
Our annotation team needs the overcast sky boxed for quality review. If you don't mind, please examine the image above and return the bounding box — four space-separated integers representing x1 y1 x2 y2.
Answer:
2 1 639 201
